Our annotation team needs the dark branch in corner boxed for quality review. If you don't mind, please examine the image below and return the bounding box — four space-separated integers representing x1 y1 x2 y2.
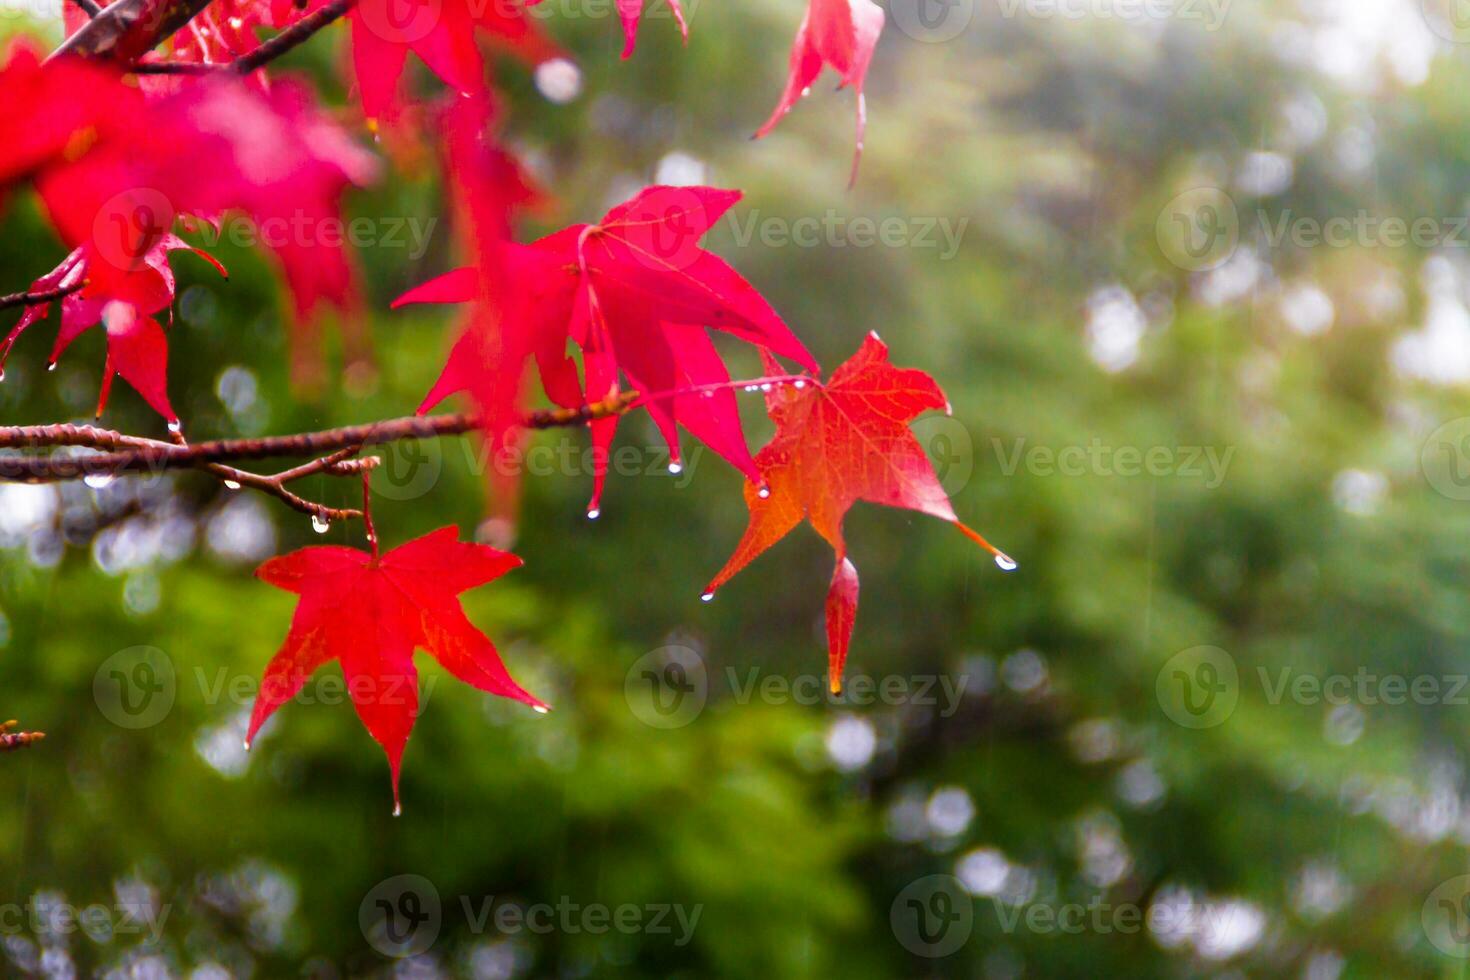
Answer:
130 0 356 75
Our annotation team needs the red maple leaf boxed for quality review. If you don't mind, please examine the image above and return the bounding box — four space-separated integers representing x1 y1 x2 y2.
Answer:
704 334 1014 691
0 44 377 399
247 527 547 812
169 76 380 380
755 0 885 185
613 0 688 57
341 0 563 122
396 185 818 516
525 0 686 58
0 237 227 423
389 94 547 511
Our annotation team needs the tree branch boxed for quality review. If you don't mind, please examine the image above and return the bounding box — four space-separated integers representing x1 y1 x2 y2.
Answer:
48 0 220 63
129 0 357 76
0 393 639 506
0 283 86 312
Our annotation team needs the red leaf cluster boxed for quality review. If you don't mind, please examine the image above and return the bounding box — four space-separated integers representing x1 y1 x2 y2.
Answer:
249 527 544 811
0 0 1012 813
0 41 374 415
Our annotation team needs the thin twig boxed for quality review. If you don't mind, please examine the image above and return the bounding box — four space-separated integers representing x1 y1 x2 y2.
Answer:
0 391 648 527
234 0 355 73
0 391 642 540
0 393 639 481
130 0 356 76
0 283 86 312
49 0 221 62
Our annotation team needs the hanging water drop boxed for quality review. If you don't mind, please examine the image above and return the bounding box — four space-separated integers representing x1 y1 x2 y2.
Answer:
83 473 114 490
46 362 57 373
311 514 331 534
392 803 402 817
533 705 550 715
757 485 771 499
242 740 251 752
223 480 241 491
0 368 6 382
760 383 773 392
586 508 600 520
793 380 806 389
744 385 759 393
994 553 1018 572
700 591 715 602
167 420 182 435
668 461 683 475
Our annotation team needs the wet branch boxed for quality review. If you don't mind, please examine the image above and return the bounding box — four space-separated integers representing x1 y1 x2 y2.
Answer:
0 392 640 522
0 283 86 312
129 0 357 76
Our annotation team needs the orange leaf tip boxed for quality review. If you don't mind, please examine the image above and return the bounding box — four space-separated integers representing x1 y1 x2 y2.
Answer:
956 521 1016 571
